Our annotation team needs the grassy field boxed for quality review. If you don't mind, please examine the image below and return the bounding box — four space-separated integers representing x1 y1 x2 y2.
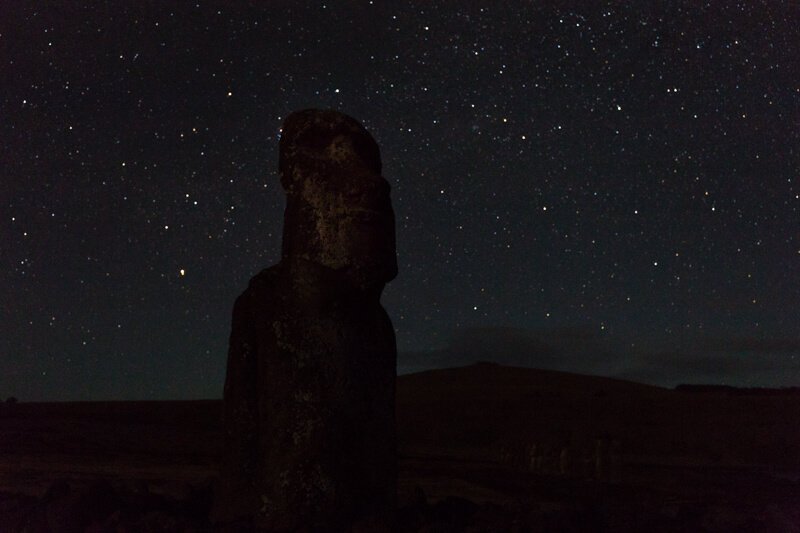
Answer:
2 363 799 531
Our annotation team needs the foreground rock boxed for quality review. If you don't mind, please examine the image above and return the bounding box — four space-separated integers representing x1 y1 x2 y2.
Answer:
213 109 398 530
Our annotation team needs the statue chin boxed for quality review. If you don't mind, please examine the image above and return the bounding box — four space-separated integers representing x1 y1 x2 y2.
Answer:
312 233 398 290
339 265 389 293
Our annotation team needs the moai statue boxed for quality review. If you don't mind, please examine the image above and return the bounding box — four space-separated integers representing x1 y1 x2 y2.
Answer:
213 109 398 531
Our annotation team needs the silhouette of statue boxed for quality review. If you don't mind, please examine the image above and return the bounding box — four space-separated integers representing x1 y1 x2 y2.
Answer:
212 109 398 531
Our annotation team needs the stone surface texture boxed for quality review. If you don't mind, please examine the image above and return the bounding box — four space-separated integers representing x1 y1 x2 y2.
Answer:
213 109 398 531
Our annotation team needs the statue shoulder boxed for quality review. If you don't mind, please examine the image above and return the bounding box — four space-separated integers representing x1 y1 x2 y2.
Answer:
232 264 283 319
241 264 284 300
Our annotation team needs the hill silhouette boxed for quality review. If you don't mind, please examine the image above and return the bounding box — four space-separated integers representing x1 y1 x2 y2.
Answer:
399 326 800 388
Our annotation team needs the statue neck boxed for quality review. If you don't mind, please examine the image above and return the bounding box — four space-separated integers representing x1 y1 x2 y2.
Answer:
280 256 383 308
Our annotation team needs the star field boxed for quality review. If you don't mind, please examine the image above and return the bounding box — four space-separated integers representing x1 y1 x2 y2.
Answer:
2 2 798 399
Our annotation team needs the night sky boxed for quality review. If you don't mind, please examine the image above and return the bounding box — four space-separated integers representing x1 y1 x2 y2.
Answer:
2 2 798 400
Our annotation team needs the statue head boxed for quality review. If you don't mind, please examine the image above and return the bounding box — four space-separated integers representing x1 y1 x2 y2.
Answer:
278 109 398 291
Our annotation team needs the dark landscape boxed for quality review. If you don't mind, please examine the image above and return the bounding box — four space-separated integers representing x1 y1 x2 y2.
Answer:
3 2 799 531
2 363 799 532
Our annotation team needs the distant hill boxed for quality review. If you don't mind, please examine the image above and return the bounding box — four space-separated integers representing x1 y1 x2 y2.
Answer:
397 363 800 467
675 384 800 395
399 326 800 388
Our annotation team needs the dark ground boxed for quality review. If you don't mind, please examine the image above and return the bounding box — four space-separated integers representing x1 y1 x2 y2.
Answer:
1 364 799 532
